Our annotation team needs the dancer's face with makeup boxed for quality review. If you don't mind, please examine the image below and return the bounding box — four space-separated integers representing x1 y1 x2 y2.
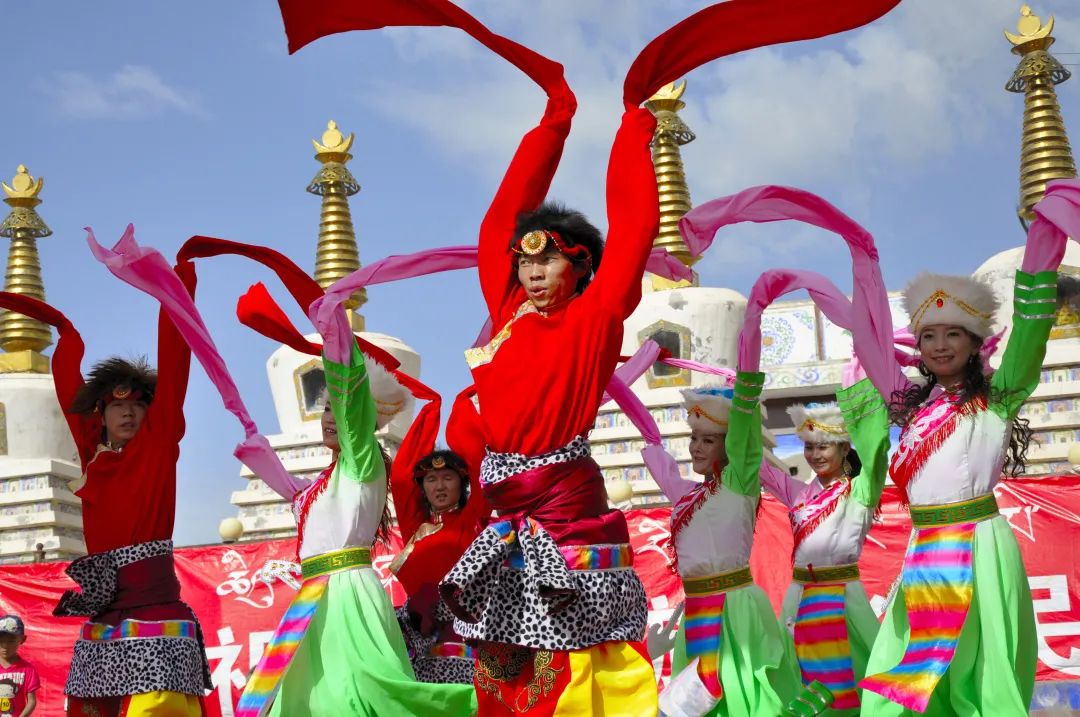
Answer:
689 430 727 477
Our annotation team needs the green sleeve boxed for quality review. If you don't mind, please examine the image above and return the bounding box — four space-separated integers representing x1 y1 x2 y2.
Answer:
324 341 380 483
990 270 1058 420
837 378 890 508
721 371 765 497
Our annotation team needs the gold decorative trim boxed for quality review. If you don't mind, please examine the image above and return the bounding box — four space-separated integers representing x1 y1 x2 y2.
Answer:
293 358 326 423
637 319 692 389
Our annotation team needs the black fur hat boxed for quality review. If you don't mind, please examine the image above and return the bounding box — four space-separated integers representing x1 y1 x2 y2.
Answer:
70 357 157 415
512 201 604 293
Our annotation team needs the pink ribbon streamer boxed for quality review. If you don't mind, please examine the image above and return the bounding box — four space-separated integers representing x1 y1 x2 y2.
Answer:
85 225 306 500
680 185 902 397
311 245 690 364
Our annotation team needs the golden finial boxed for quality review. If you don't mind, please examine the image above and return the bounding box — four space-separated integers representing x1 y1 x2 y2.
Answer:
2 166 45 207
645 79 697 278
1005 5 1054 47
307 121 365 323
1004 3 1075 223
0 164 52 363
313 120 355 162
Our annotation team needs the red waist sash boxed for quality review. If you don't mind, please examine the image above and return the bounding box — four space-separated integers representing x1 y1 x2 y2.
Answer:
483 456 629 547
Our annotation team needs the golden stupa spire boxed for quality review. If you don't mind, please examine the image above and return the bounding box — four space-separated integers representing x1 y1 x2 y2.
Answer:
646 81 698 286
1006 4 1076 224
309 120 366 330
0 165 52 372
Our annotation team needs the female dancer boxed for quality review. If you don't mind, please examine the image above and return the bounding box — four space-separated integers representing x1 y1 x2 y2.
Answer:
765 394 888 715
390 385 489 685
82 229 478 716
674 180 1080 715
854 199 1073 716
659 380 802 717
0 275 211 716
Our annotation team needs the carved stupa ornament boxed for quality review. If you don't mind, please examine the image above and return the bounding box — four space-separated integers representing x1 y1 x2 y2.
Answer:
308 121 365 319
1 165 51 239
645 80 698 277
0 165 53 360
1005 4 1076 224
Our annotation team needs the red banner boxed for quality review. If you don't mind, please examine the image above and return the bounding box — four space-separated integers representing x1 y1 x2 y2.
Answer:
2 477 1079 715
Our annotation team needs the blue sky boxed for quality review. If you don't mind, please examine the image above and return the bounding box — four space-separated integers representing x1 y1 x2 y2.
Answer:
2 1 1078 545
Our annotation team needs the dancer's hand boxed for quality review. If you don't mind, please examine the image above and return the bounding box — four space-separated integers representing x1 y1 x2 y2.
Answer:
646 602 684 659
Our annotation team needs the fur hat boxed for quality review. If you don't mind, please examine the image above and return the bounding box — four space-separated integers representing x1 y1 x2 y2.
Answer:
681 385 733 434
903 272 998 338
787 403 849 444
364 354 408 430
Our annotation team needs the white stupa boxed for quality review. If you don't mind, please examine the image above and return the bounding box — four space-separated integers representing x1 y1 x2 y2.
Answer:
0 165 84 563
228 122 422 540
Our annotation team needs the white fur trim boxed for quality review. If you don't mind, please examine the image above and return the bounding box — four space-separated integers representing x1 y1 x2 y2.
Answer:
903 272 998 338
681 385 732 434
363 353 407 430
787 403 849 444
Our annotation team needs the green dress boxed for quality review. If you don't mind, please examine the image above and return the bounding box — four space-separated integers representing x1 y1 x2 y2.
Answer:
263 343 477 716
860 269 1055 716
772 379 889 716
667 372 802 716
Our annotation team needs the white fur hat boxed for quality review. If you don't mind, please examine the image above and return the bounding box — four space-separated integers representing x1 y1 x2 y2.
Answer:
787 403 849 444
903 272 998 338
681 385 733 434
363 353 407 430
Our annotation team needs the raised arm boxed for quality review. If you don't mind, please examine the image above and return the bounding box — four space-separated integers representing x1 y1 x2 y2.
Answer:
721 371 766 498
325 342 380 482
583 107 659 319
989 180 1077 418
760 460 812 509
479 95 576 327
390 385 441 543
446 385 490 527
0 293 95 463
145 261 195 443
990 270 1058 419
838 378 890 509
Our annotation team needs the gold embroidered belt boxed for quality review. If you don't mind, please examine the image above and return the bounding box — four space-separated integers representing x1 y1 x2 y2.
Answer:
910 493 998 528
683 565 753 596
793 562 861 585
301 547 372 581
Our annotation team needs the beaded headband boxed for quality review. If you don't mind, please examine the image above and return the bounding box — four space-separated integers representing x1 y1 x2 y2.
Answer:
909 289 992 333
687 404 728 428
512 229 592 263
97 386 147 412
796 418 847 436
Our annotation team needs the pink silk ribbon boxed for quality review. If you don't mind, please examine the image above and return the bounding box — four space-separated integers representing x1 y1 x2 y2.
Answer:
85 225 307 500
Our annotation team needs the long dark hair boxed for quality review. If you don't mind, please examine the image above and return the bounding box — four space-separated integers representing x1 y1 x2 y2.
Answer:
376 444 394 546
889 338 1032 476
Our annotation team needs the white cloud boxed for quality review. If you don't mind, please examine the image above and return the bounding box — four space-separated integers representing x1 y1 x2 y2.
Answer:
44 65 206 120
351 0 1080 249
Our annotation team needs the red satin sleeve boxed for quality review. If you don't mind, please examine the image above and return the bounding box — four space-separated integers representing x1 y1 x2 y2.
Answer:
390 386 442 544
143 262 196 443
582 107 659 320
478 94 576 330
446 385 490 527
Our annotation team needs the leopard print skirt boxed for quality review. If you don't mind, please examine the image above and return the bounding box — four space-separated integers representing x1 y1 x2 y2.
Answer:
442 520 647 651
443 439 648 651
57 540 212 698
397 602 476 685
